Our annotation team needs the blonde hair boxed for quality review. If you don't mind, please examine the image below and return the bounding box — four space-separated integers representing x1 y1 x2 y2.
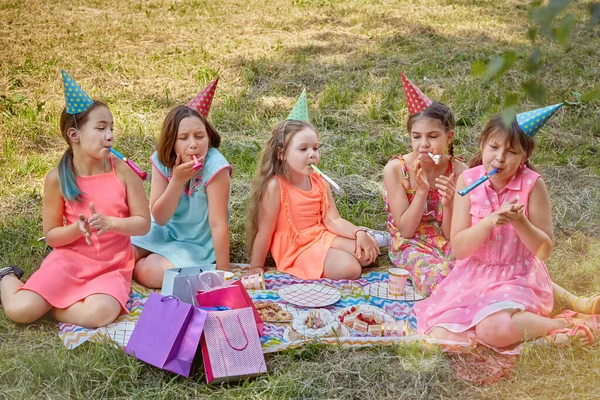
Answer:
246 119 317 250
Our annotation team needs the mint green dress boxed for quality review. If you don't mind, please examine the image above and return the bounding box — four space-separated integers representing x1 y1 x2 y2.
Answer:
131 147 231 268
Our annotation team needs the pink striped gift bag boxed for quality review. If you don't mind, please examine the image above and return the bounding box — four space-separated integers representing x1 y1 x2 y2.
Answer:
201 307 267 384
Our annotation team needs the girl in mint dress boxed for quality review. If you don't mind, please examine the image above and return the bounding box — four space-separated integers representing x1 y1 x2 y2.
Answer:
132 102 232 288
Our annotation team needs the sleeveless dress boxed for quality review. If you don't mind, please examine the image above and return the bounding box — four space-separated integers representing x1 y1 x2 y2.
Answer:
131 147 232 269
20 157 135 313
382 155 458 296
269 173 337 280
414 165 554 335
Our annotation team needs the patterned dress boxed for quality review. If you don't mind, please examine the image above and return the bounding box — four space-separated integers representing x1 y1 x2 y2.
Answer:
414 165 553 336
382 155 458 296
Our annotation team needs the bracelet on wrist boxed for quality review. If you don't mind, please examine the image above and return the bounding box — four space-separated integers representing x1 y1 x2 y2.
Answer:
354 228 368 238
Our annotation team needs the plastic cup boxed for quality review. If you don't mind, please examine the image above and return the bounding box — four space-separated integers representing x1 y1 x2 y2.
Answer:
241 273 265 290
388 268 409 296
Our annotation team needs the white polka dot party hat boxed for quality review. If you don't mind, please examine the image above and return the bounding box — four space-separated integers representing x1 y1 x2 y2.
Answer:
286 89 309 121
400 72 433 115
187 76 219 118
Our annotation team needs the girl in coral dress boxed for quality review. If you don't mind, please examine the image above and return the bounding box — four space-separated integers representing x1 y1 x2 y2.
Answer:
246 91 380 280
415 105 598 348
0 70 150 328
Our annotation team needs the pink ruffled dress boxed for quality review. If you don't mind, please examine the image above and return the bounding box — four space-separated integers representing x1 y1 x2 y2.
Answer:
414 165 553 335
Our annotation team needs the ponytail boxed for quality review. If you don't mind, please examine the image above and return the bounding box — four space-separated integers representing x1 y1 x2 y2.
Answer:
58 147 82 201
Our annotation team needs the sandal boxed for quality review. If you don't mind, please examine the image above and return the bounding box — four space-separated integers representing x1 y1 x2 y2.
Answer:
548 323 595 347
554 310 599 335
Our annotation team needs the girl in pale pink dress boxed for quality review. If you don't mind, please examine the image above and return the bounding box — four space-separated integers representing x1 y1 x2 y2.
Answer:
0 71 150 328
415 108 598 348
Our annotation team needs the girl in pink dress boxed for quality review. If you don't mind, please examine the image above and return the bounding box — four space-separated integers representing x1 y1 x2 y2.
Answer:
414 110 598 348
0 71 150 328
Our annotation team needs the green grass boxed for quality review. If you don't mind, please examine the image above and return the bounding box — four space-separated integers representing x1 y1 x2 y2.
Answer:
1 0 600 398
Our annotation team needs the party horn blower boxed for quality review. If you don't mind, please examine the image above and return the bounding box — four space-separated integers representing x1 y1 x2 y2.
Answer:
192 155 203 171
109 148 148 180
310 164 341 193
458 168 498 196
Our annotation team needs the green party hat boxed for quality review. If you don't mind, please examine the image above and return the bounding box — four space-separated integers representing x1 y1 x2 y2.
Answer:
287 89 309 121
61 69 93 115
516 103 563 137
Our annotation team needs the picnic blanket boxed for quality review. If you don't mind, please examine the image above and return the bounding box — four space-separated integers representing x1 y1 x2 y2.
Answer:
58 264 424 351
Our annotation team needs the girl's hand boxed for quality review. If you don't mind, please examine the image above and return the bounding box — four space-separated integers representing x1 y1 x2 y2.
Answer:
354 231 380 265
246 266 265 276
77 214 92 245
171 153 203 184
484 199 525 227
412 156 430 193
435 173 456 208
88 202 113 236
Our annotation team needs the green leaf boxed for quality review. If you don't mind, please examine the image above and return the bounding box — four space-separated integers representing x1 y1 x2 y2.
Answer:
501 105 517 128
504 93 520 107
526 49 542 73
483 56 504 81
527 27 539 42
554 13 575 44
522 80 547 104
582 88 600 102
10 93 25 103
589 3 600 25
471 60 487 76
531 0 570 29
498 51 518 76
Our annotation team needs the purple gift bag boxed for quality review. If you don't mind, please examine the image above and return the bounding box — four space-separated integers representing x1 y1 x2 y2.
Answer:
125 293 207 377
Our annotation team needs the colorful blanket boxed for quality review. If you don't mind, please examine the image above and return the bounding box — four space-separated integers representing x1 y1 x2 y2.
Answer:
59 264 424 352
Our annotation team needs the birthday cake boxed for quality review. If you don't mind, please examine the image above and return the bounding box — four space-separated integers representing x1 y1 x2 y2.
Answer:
289 309 343 339
337 305 399 335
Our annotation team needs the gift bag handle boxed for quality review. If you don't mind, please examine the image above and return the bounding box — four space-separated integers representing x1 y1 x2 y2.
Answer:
187 280 199 306
160 295 180 303
216 315 249 351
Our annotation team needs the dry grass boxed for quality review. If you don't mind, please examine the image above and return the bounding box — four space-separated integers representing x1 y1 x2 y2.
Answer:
1 0 600 398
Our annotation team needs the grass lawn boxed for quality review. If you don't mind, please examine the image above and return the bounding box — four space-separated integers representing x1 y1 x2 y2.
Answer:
1 0 600 398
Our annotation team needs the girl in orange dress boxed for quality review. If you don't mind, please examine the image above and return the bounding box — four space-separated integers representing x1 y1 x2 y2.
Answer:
0 71 150 328
246 117 380 280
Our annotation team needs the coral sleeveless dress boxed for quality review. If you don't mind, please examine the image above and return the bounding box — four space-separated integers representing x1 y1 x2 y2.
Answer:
21 157 135 313
414 165 554 335
382 155 458 296
269 174 337 280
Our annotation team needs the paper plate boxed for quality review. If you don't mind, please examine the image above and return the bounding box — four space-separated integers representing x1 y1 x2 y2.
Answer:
278 283 341 308
366 282 425 301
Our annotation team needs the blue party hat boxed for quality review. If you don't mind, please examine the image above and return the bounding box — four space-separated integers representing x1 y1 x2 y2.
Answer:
61 69 93 115
516 103 563 137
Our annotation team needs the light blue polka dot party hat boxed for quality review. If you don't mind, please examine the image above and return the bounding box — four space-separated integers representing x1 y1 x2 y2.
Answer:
516 103 563 137
287 89 309 121
61 69 93 115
